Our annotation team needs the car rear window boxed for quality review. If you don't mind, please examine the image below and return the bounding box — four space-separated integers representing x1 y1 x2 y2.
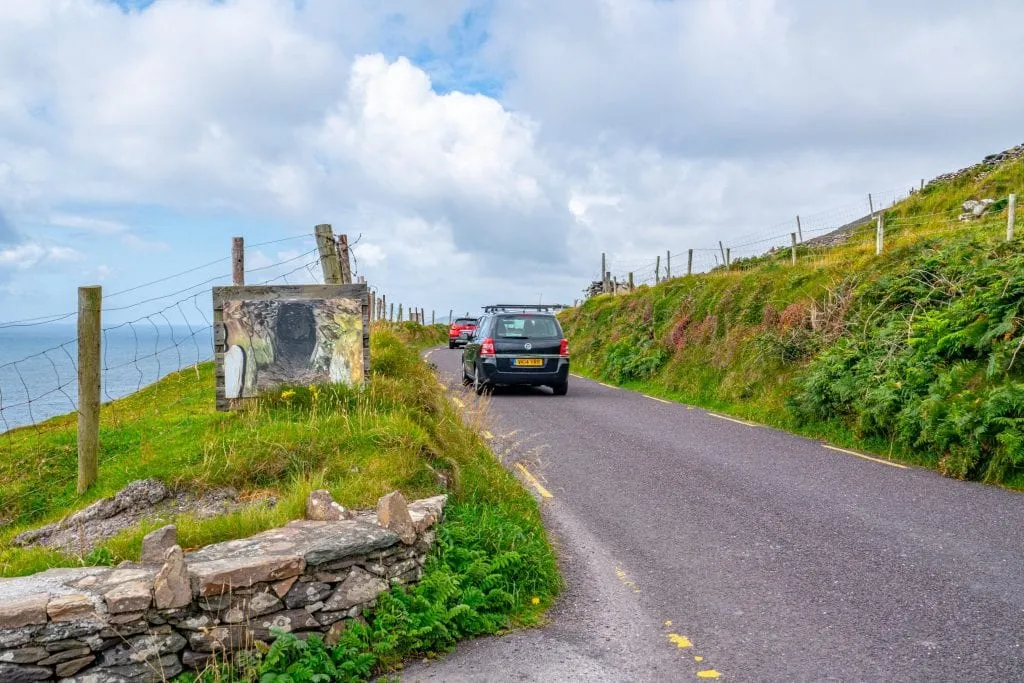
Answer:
454 318 477 325
494 315 561 339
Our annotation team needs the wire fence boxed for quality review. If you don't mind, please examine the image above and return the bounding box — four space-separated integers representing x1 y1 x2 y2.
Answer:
592 185 1018 295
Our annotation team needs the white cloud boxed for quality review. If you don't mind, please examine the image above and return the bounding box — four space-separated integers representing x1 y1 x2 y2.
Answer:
1 0 1023 320
0 243 83 270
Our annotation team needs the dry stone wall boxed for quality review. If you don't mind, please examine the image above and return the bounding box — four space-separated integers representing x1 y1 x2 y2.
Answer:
0 491 445 682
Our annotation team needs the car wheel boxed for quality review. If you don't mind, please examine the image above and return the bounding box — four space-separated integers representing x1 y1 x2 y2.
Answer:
462 368 473 386
551 381 568 396
449 341 455 349
474 368 488 396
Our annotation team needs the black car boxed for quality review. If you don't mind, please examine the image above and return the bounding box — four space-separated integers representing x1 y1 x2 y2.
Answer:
461 305 570 396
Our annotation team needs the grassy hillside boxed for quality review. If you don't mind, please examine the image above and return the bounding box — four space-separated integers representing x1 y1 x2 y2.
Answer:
561 152 1024 488
0 322 559 679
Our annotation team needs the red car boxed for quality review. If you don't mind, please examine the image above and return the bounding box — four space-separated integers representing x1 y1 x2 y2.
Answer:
449 317 479 349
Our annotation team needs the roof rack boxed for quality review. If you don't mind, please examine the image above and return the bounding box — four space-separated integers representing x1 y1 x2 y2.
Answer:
482 304 570 313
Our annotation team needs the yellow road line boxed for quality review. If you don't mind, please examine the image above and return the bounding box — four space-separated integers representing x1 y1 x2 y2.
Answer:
597 382 616 389
452 397 465 409
644 394 672 404
570 373 584 378
822 444 907 469
515 463 553 499
708 412 758 427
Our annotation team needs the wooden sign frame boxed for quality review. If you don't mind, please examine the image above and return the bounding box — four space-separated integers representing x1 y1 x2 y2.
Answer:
211 284 370 411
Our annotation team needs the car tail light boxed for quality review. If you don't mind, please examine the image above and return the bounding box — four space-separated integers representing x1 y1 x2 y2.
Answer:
559 339 570 357
480 338 496 357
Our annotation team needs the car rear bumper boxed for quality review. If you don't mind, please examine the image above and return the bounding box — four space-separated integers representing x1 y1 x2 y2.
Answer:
449 337 468 347
478 358 569 386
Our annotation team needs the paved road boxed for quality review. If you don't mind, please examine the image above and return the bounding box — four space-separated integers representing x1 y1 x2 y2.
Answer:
404 348 1024 682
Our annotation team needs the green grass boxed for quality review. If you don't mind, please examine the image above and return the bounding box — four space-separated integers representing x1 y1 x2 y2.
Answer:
561 154 1024 489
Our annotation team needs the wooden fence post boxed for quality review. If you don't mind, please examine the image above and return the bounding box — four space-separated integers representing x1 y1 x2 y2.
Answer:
381 295 387 320
232 237 245 285
448 309 453 324
337 234 352 284
666 250 671 279
655 255 661 284
868 193 874 216
77 285 101 494
628 272 634 291
1008 193 1016 241
314 224 342 284
726 248 731 268
687 249 693 276
389 303 394 321
796 216 803 244
718 240 726 265
876 215 884 255
790 233 797 266
432 310 435 325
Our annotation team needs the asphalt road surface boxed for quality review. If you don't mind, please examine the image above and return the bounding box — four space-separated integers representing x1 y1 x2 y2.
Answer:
403 348 1024 683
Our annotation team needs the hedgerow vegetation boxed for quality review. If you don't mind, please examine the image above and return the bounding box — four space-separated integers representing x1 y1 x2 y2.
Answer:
561 154 1024 488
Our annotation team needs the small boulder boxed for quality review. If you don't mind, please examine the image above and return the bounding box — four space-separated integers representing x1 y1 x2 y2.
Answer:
141 525 178 564
305 490 352 521
376 491 416 545
153 546 191 610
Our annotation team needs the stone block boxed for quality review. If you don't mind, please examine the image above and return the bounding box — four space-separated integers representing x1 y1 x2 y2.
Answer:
271 576 298 598
54 654 95 678
189 555 304 597
305 490 353 521
376 491 416 545
0 594 48 630
100 633 187 667
0 663 51 682
0 647 48 664
322 567 387 612
153 546 191 610
141 525 178 564
283 581 332 610
38 646 91 666
103 580 153 614
46 594 96 623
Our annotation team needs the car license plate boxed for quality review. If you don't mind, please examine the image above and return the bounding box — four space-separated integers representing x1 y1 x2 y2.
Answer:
514 358 544 367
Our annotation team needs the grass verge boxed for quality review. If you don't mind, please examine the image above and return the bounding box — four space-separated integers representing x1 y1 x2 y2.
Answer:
561 153 1024 489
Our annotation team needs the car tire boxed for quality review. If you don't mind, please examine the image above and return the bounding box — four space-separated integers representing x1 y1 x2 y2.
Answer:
474 368 488 396
551 381 568 396
462 368 473 386
449 341 455 349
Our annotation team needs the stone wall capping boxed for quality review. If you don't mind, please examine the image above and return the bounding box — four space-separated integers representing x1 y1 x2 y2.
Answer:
0 491 445 680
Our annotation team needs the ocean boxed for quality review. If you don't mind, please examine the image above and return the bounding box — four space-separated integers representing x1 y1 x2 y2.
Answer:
0 324 214 433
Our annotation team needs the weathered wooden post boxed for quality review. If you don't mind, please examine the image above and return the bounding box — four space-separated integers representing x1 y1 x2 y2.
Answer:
876 215 884 255
448 309 453 324
718 240 726 266
666 250 671 279
398 303 403 322
655 255 661 284
77 285 101 494
314 224 342 284
389 302 394 321
628 272 634 291
796 216 803 244
868 193 875 216
1008 193 1016 241
687 249 693 275
232 237 245 285
337 234 352 284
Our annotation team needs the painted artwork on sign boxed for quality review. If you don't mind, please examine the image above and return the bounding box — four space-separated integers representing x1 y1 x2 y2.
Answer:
212 285 368 408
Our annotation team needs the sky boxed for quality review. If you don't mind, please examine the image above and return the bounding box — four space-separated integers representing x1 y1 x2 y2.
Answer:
1 0 1023 326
